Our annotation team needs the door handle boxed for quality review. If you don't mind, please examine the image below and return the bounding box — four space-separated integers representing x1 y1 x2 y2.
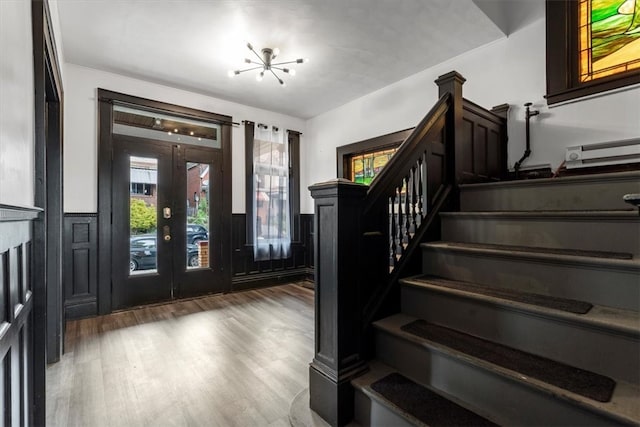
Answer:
163 225 171 242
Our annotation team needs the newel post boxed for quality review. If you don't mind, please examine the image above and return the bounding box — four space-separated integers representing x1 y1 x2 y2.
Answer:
435 71 466 207
308 179 369 427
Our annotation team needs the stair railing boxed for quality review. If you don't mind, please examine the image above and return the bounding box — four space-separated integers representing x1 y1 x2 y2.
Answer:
308 71 508 426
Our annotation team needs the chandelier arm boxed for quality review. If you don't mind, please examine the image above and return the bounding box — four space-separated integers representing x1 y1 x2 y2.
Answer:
248 46 266 65
269 68 282 81
237 66 265 73
271 60 300 66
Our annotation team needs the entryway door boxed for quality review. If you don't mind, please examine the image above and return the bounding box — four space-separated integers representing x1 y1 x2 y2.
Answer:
111 135 226 310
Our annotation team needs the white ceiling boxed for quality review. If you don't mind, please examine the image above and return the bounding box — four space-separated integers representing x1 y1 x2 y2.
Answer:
55 0 519 119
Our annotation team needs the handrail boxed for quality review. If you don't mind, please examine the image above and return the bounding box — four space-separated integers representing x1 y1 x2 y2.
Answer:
363 93 451 214
356 93 454 334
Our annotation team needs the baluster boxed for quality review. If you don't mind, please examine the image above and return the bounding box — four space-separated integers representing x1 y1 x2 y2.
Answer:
411 164 417 233
396 184 403 257
418 153 424 221
404 175 411 244
390 193 396 267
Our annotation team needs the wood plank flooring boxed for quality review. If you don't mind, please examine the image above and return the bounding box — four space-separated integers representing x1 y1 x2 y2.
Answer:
46 284 315 427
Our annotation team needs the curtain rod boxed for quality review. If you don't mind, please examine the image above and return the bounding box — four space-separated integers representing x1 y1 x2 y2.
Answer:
241 120 302 135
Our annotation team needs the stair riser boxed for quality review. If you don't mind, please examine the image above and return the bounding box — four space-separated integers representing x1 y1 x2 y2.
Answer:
401 285 640 384
422 249 639 311
460 174 640 212
353 389 415 427
441 215 640 256
376 330 628 426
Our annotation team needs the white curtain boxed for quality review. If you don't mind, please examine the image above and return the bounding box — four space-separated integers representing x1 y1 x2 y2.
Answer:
253 123 291 261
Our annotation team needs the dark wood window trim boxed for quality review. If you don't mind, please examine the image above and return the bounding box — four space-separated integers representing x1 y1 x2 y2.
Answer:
336 128 414 180
546 0 640 105
244 121 301 244
97 90 233 315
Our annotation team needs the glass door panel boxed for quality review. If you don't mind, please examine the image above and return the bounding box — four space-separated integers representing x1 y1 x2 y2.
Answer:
186 162 210 270
129 156 159 275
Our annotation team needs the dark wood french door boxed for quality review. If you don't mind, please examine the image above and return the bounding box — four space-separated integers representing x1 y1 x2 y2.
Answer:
112 135 226 310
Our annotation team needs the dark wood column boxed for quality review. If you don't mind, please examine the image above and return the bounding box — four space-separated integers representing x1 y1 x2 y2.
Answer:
308 179 368 427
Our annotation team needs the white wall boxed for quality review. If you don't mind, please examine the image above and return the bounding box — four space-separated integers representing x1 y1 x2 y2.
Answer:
301 17 640 213
63 64 306 213
0 0 35 207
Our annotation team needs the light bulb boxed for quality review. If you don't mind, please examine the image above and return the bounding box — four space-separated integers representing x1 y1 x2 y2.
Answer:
279 79 285 87
303 58 310 63
256 71 264 82
289 68 296 76
273 48 280 57
227 70 235 78
190 131 194 136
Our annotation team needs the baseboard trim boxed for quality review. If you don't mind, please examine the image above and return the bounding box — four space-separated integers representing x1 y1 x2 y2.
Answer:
65 298 98 320
232 268 314 292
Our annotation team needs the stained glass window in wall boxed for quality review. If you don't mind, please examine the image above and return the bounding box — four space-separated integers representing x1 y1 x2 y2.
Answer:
579 0 640 82
350 148 396 185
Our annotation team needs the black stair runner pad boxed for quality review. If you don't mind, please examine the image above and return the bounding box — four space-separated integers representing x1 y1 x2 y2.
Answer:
401 320 616 403
413 275 593 314
370 372 497 427
448 242 633 260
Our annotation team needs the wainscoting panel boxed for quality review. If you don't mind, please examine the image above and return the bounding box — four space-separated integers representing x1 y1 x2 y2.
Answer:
0 205 39 426
231 213 314 290
63 214 98 319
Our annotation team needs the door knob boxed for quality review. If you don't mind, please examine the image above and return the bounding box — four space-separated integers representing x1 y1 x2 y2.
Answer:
163 225 171 241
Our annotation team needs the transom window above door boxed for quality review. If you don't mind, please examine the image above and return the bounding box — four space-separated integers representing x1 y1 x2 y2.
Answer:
113 104 221 148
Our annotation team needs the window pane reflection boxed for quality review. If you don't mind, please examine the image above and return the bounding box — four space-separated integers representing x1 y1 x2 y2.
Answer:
186 162 210 270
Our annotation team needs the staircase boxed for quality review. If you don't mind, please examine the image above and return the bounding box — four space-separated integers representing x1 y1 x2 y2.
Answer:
351 171 640 426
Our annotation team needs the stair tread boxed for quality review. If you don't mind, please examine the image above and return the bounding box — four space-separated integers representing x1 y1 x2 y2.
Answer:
423 241 639 267
374 313 640 424
439 210 640 218
429 241 632 260
401 275 640 335
402 318 615 402
406 274 592 313
459 170 640 190
353 360 498 427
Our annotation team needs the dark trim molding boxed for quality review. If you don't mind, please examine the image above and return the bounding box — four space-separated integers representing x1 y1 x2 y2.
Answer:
336 128 414 180
231 268 313 292
32 0 64 424
545 0 640 105
0 205 42 222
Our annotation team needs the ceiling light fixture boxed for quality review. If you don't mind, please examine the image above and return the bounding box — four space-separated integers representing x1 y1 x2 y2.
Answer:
228 42 308 86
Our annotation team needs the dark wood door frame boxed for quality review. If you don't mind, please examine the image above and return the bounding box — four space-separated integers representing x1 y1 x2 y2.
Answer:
97 90 233 315
32 0 64 423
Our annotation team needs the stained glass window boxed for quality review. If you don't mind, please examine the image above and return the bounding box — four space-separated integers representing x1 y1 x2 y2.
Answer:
579 0 640 82
350 148 396 185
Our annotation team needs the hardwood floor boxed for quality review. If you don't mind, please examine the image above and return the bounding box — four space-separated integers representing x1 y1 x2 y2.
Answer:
46 284 315 427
